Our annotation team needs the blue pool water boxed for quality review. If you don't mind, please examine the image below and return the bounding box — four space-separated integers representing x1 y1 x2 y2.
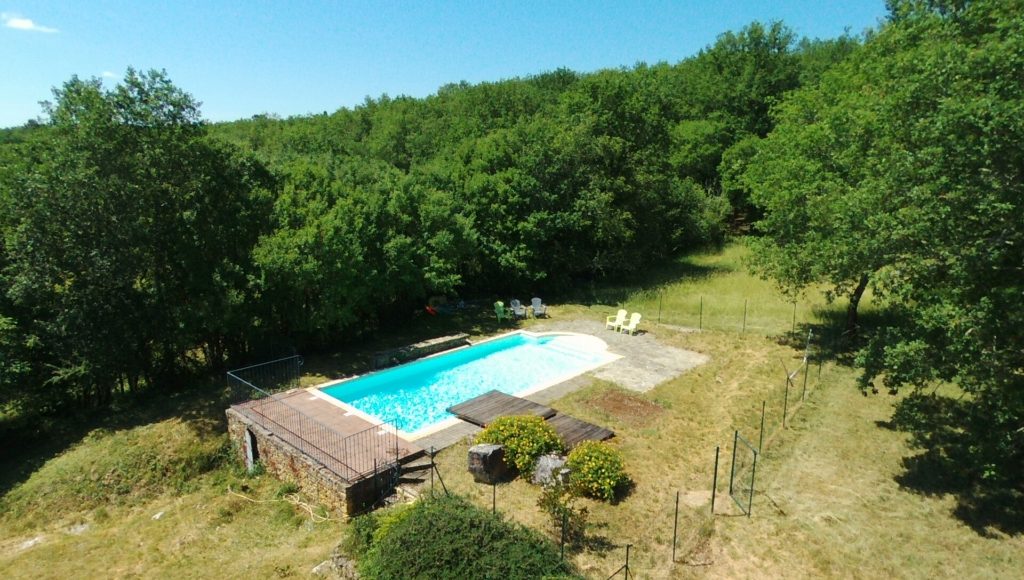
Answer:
320 333 614 434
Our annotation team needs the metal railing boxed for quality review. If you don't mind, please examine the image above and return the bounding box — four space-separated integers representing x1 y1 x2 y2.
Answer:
227 355 400 482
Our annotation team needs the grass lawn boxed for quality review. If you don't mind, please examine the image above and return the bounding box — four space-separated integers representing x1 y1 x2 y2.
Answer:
1 242 1020 578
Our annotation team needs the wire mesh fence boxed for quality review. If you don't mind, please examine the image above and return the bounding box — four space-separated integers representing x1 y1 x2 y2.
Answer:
226 354 303 400
711 328 824 520
419 442 722 577
584 287 813 337
227 355 400 482
728 431 759 517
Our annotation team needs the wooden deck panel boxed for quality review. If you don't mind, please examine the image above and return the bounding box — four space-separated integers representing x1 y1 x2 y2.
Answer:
447 390 556 426
448 390 614 448
234 389 422 480
546 414 615 448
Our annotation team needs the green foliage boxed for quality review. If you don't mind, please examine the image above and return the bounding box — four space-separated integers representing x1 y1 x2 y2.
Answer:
476 415 564 474
536 482 588 550
274 481 300 497
1 21 860 416
566 441 629 502
342 511 380 558
718 134 762 223
357 495 579 579
370 502 414 546
747 0 1024 527
0 69 270 411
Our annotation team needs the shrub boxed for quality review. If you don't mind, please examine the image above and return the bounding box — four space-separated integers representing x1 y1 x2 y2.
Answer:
370 502 414 545
342 511 380 558
359 495 579 579
475 415 564 474
537 482 588 550
566 441 629 502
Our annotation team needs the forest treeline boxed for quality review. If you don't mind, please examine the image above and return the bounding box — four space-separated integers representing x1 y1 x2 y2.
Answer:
1 1 1021 506
0 21 853 411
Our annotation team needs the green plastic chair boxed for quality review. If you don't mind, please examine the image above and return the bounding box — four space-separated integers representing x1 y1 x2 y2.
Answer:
494 301 508 323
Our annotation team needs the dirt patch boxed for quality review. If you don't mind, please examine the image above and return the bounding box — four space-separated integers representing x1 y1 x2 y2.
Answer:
586 389 664 427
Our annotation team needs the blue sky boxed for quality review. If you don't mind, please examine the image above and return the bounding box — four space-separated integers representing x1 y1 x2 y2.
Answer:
1 1 887 128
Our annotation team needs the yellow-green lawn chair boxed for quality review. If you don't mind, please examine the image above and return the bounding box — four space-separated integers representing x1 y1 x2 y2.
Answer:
620 312 642 335
606 309 627 331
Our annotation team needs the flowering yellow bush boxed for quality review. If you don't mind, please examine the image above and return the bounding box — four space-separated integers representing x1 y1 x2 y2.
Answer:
566 441 628 502
475 415 564 473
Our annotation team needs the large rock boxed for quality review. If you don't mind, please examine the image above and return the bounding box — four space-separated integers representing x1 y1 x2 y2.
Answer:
468 444 511 484
532 454 570 486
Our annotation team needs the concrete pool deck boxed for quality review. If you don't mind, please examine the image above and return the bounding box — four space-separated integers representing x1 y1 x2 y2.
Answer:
414 319 708 451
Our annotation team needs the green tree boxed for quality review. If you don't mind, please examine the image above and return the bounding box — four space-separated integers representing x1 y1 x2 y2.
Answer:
748 0 1024 527
1 69 269 409
743 60 881 331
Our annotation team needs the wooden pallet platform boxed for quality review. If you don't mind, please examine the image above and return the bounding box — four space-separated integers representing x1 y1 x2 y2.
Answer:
448 390 614 448
447 390 556 426
547 414 614 448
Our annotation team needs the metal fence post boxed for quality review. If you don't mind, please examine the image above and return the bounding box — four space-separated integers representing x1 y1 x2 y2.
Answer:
758 401 766 453
711 446 719 515
672 491 679 562
747 453 758 518
783 375 791 429
728 430 739 496
802 328 813 401
658 290 663 324
802 359 810 401
792 301 797 333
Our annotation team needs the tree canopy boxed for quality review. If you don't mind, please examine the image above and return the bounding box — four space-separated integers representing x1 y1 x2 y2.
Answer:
0 22 855 415
745 0 1023 526
0 69 271 410
3 7 1020 529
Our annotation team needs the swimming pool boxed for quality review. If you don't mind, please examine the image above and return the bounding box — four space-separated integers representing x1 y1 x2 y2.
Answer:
316 332 618 437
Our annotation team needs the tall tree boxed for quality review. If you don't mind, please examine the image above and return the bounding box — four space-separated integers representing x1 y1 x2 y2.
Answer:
0 69 269 409
747 0 1024 524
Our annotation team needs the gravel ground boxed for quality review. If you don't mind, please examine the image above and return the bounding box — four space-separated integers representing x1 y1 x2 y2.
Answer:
529 318 708 393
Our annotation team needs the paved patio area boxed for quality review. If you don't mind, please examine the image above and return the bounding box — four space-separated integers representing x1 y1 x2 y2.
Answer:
530 318 709 393
414 319 707 451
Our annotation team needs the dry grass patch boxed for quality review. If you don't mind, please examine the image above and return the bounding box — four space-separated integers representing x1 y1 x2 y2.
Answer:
706 369 1024 579
432 316 1022 578
431 325 821 578
0 414 346 579
567 381 665 428
0 471 345 579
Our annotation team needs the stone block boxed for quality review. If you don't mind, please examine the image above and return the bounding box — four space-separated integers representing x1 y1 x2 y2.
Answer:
532 454 570 485
468 443 511 484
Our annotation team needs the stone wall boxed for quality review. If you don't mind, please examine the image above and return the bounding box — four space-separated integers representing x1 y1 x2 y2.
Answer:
226 407 396 517
372 333 470 369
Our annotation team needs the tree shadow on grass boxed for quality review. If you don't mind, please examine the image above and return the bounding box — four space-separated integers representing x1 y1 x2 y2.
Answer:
0 374 231 499
566 256 729 308
580 520 617 555
886 393 1024 536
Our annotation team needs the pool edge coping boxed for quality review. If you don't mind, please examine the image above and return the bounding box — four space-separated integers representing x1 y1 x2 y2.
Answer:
307 330 622 442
